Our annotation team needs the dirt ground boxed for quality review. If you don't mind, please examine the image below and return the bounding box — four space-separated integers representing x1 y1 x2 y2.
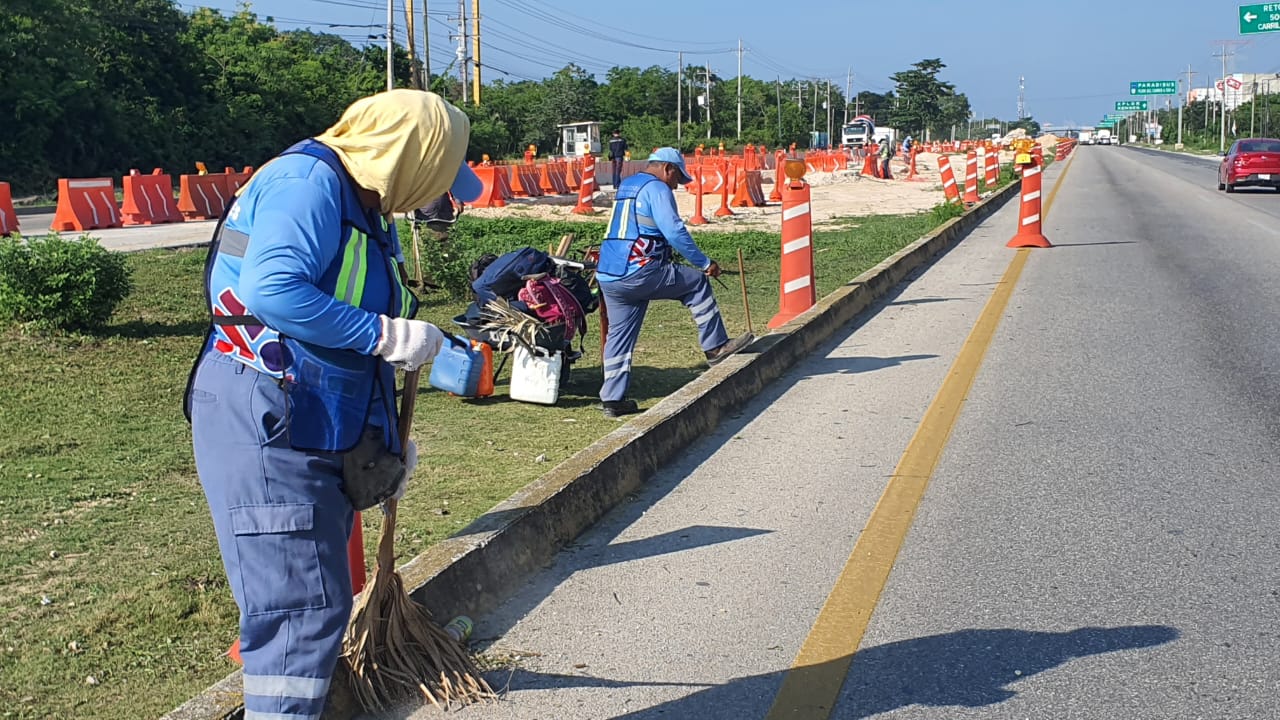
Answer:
463 151 975 232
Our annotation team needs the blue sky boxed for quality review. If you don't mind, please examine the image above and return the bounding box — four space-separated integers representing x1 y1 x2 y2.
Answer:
185 0 1280 129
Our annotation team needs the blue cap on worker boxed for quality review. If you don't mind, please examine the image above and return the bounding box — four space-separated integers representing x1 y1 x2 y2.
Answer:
648 147 693 184
450 162 484 202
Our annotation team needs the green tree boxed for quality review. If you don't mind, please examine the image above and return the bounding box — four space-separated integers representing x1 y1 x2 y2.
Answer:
888 59 959 138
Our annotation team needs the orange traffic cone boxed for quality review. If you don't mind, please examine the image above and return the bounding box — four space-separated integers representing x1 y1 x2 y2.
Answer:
962 150 980 205
1007 158 1051 249
572 153 597 215
688 165 709 225
768 164 816 328
937 155 961 204
714 160 734 218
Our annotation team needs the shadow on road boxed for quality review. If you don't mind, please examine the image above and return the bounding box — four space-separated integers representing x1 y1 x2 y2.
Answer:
474 624 1178 719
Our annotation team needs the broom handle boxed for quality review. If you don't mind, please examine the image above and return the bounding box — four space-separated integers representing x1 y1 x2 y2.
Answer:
411 220 424 287
376 368 421 568
737 248 753 335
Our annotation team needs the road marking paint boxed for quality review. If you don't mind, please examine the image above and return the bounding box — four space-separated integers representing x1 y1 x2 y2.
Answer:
764 153 1074 720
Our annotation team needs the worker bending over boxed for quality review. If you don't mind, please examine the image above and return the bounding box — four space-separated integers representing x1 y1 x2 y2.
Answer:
595 147 752 419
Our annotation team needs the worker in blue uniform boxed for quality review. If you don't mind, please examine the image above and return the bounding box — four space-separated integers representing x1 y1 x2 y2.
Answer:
595 147 753 419
183 90 482 720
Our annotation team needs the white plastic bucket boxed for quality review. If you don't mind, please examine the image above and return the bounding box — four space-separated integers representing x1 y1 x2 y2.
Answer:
510 346 562 405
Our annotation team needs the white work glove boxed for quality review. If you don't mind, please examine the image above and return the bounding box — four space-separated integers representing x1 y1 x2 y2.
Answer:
391 439 417 501
374 315 444 371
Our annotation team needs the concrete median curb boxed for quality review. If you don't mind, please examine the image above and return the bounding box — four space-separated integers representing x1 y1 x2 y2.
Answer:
162 179 1020 720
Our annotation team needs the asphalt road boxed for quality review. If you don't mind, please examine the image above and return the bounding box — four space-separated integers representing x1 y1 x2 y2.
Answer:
385 146 1280 719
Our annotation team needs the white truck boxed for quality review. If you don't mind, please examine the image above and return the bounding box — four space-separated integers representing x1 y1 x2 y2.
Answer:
1095 128 1113 146
841 120 874 148
1079 129 1095 145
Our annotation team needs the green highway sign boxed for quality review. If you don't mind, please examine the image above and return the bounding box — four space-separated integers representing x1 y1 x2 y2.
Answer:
1130 81 1176 95
1240 3 1280 34
1116 100 1149 111
1106 113 1126 120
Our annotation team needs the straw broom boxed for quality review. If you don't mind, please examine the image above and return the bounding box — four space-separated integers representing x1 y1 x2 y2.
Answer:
341 369 494 712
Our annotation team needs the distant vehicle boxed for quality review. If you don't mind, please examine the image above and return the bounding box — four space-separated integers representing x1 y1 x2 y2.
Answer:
1079 129 1095 145
1096 128 1113 146
1218 138 1280 193
872 127 898 149
841 116 876 148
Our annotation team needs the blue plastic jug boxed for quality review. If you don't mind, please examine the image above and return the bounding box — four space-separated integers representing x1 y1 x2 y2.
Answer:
428 334 484 397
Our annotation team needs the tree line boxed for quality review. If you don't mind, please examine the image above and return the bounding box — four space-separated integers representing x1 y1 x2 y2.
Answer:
3 1 990 194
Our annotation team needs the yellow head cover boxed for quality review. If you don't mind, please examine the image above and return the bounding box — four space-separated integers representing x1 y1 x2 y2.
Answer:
316 89 471 214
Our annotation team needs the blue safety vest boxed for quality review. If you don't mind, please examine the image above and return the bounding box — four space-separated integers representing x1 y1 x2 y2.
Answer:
597 174 667 278
186 139 416 455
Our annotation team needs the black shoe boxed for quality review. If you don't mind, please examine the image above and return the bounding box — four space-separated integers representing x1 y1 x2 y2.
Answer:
705 333 754 366
602 399 640 419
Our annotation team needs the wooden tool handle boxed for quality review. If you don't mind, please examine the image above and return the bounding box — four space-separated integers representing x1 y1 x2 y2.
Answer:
376 368 421 568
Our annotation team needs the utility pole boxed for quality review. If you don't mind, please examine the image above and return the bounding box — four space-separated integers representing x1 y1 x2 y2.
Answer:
677 52 683 146
386 0 394 91
825 79 832 145
404 0 418 89
1017 76 1026 120
1216 44 1230 152
1251 79 1258 137
705 62 712 140
423 0 431 90
736 39 743 139
844 68 851 125
455 0 467 104
776 76 782 143
1213 41 1249 152
471 0 481 105
1178 64 1195 148
811 80 817 132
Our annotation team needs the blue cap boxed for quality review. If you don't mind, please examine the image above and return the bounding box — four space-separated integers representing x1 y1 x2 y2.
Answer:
451 161 483 202
647 147 693 184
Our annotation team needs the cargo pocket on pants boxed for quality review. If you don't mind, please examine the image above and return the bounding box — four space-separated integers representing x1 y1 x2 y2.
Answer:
230 504 327 615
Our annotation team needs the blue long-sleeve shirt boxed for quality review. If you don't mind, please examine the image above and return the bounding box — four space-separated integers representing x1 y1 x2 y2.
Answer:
225 154 391 355
596 175 711 281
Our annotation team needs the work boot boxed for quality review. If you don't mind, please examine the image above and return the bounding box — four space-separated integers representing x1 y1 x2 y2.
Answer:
602 399 640 419
705 333 754 366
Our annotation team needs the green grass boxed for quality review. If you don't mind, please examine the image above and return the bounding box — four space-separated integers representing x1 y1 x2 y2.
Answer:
0 211 950 719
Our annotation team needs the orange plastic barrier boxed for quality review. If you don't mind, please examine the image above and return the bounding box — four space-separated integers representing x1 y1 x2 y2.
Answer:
572 154 596 215
962 151 980 205
1007 158 1050 249
863 144 879 178
768 172 816 329
178 173 230 220
121 168 183 226
937 156 961 205
51 177 121 232
731 169 766 207
548 160 572 194
469 164 509 208
224 166 254 195
0 182 18 236
511 164 545 197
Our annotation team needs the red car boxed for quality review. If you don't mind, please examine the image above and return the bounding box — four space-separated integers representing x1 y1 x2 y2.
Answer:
1219 138 1280 192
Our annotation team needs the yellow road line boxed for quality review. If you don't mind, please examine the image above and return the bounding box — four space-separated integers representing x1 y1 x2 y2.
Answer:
764 152 1075 720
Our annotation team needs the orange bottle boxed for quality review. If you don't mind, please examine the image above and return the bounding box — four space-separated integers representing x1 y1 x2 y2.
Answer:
473 340 494 398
